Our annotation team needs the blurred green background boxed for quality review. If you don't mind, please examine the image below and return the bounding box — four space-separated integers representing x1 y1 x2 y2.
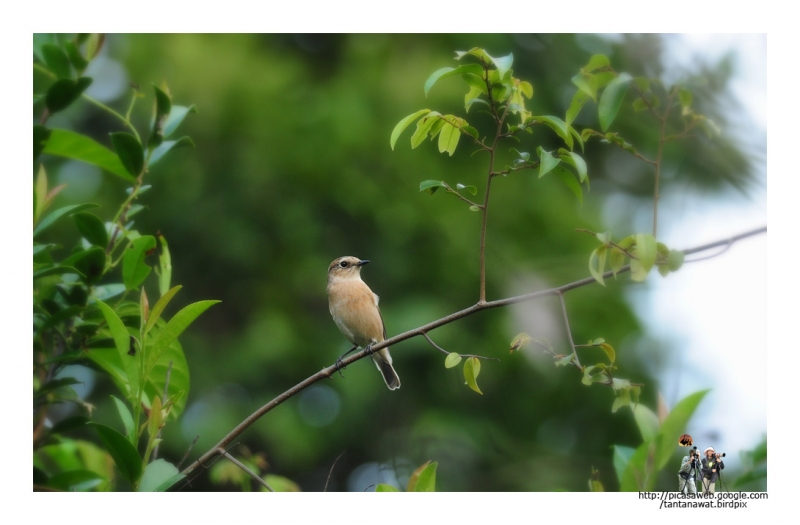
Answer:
33 33 762 491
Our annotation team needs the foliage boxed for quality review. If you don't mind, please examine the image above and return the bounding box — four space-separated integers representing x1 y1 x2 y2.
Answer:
387 45 759 492
33 33 217 491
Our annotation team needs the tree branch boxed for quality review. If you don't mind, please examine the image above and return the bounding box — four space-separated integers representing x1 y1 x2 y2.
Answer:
181 225 766 476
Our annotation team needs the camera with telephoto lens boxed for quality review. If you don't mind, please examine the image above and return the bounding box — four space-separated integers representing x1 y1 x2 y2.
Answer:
715 452 726 458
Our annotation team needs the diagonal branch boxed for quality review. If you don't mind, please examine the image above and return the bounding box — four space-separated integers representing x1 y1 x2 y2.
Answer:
181 225 766 476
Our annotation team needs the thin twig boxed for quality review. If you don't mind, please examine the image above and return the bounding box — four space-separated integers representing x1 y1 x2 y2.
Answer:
556 291 582 370
324 451 345 492
177 434 200 470
684 239 733 263
220 449 275 492
181 226 766 477
421 331 499 361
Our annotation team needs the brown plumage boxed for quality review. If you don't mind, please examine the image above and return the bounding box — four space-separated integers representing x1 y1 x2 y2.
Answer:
327 256 400 390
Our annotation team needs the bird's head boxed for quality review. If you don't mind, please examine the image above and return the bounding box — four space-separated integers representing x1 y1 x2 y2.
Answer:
328 256 370 280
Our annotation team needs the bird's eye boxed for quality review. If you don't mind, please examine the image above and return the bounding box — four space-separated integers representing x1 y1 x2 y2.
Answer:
340 261 349 268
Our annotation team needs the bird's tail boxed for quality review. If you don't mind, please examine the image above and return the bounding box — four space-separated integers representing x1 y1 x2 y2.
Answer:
372 348 401 390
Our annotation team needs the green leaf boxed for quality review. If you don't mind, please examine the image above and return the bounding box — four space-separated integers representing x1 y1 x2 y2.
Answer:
410 112 441 149
424 64 484 96
63 246 107 285
89 322 191 421
599 342 615 364
571 73 596 101
47 469 105 492
635 233 657 272
375 483 400 492
64 41 88 73
629 258 647 282
111 395 136 444
33 265 82 280
85 33 105 60
444 352 462 368
42 44 72 79
563 151 588 184
518 80 533 99
35 377 84 398
111 132 145 178
567 89 590 125
598 73 632 131
407 461 437 492
667 249 684 272
437 119 460 156
148 136 195 167
93 283 126 302
147 395 164 443
148 85 172 149
146 300 221 377
92 423 142 486
584 54 610 73
43 129 135 182
632 98 649 113
588 246 607 285
94 299 139 399
612 389 631 413
620 441 654 491
390 109 431 150
122 235 156 290
146 284 181 340
140 460 184 492
262 474 300 492
510 332 532 352
419 180 446 195
34 202 99 238
529 115 572 150
613 445 636 484
654 390 710 472
489 53 513 78
162 104 197 138
34 125 52 162
72 212 109 247
632 404 660 442
463 356 483 395
45 77 92 114
608 247 627 277
553 166 582 206
156 235 173 297
456 183 477 196
537 147 560 178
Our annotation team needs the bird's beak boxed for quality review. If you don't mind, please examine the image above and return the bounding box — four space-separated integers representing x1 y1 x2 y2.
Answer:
356 259 370 266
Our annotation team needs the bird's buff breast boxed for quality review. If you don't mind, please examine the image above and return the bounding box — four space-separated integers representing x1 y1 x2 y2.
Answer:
327 279 382 348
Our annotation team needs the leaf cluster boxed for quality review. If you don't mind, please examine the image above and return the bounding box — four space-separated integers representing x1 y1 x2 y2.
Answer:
33 35 216 492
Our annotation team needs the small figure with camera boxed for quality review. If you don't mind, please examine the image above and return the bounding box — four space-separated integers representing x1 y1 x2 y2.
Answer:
678 446 701 494
700 446 726 494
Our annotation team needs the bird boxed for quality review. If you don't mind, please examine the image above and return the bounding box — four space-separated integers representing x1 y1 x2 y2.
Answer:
326 256 400 390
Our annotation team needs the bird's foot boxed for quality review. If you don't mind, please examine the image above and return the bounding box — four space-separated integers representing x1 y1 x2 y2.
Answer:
335 345 358 378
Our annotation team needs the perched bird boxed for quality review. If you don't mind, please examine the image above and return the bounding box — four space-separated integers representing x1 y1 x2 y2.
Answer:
327 256 400 390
